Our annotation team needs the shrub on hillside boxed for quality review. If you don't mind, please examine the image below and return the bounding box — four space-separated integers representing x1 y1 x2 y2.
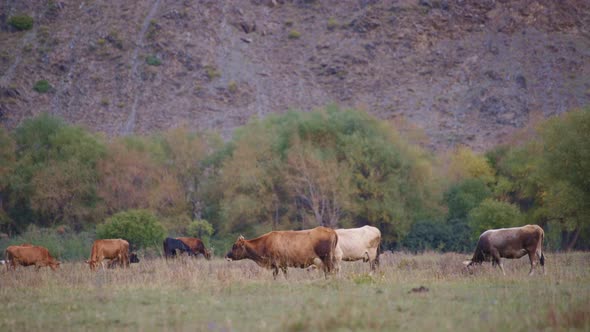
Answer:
9 15 34 31
97 210 165 249
33 80 52 93
146 55 161 66
288 29 301 39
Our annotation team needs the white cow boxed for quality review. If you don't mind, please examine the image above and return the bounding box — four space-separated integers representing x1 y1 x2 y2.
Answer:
335 225 381 272
307 225 382 273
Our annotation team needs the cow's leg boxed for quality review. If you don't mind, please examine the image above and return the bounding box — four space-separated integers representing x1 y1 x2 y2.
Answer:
281 266 288 279
491 250 505 275
272 266 279 280
497 259 506 276
100 259 107 271
369 256 378 273
527 251 536 276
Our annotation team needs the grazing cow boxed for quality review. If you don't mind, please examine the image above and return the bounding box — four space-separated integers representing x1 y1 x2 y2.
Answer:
225 226 338 279
463 224 545 276
107 252 140 269
86 239 130 271
335 225 381 271
5 245 60 271
177 237 212 260
163 237 194 259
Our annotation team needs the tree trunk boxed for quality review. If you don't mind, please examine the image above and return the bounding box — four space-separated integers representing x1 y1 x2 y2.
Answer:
565 227 581 251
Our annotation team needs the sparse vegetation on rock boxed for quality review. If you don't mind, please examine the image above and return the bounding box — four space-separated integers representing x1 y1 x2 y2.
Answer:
8 15 34 31
33 80 52 93
288 29 301 39
146 55 161 66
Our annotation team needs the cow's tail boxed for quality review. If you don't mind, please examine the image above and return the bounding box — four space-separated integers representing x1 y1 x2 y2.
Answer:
539 230 545 266
4 249 9 270
327 232 338 274
375 243 381 268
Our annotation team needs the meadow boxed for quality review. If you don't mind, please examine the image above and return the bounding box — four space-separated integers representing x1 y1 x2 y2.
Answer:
1 251 589 331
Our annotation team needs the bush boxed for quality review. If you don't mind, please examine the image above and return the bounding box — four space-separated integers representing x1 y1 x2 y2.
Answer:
9 15 34 31
468 199 522 238
33 80 52 93
187 219 214 246
205 65 220 80
327 18 338 31
97 210 165 249
402 218 475 253
288 29 301 39
146 55 161 66
444 178 491 220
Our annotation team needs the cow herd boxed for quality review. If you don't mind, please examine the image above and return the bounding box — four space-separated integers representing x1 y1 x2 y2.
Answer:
3 224 546 277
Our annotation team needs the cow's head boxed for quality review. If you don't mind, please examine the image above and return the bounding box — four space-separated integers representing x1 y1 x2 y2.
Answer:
130 253 140 263
50 260 61 270
85 260 97 271
225 235 247 261
204 249 212 260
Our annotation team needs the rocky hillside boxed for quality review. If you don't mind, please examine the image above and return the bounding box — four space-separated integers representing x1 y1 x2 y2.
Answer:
1 0 589 151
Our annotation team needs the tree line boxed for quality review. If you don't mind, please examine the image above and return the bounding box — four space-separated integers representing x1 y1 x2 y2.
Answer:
0 105 588 256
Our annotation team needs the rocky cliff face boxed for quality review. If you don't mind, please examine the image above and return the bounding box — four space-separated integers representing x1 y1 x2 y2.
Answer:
1 0 589 150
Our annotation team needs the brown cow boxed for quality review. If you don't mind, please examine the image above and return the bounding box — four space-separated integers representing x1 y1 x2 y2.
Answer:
177 237 212 260
5 245 60 271
86 239 130 271
225 226 338 279
463 224 545 276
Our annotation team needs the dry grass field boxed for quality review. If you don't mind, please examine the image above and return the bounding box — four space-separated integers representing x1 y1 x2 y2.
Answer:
1 251 589 331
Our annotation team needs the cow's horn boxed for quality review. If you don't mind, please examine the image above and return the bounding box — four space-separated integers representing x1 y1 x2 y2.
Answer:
462 260 472 266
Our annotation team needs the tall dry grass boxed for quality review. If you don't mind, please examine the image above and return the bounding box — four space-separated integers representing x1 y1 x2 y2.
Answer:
1 251 589 331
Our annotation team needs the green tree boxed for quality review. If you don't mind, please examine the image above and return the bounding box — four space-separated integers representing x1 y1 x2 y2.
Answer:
187 219 214 246
97 209 165 249
538 108 590 250
0 128 16 235
7 114 105 231
218 106 439 246
468 199 523 238
444 178 491 220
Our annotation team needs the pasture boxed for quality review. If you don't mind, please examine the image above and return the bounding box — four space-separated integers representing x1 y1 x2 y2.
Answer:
1 251 589 331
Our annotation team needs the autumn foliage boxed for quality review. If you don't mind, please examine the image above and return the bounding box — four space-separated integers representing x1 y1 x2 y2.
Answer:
0 107 589 251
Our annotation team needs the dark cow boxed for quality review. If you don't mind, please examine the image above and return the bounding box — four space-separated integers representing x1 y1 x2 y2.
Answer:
86 239 130 271
225 226 338 279
177 237 212 260
463 224 545 276
5 245 60 271
163 237 194 259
